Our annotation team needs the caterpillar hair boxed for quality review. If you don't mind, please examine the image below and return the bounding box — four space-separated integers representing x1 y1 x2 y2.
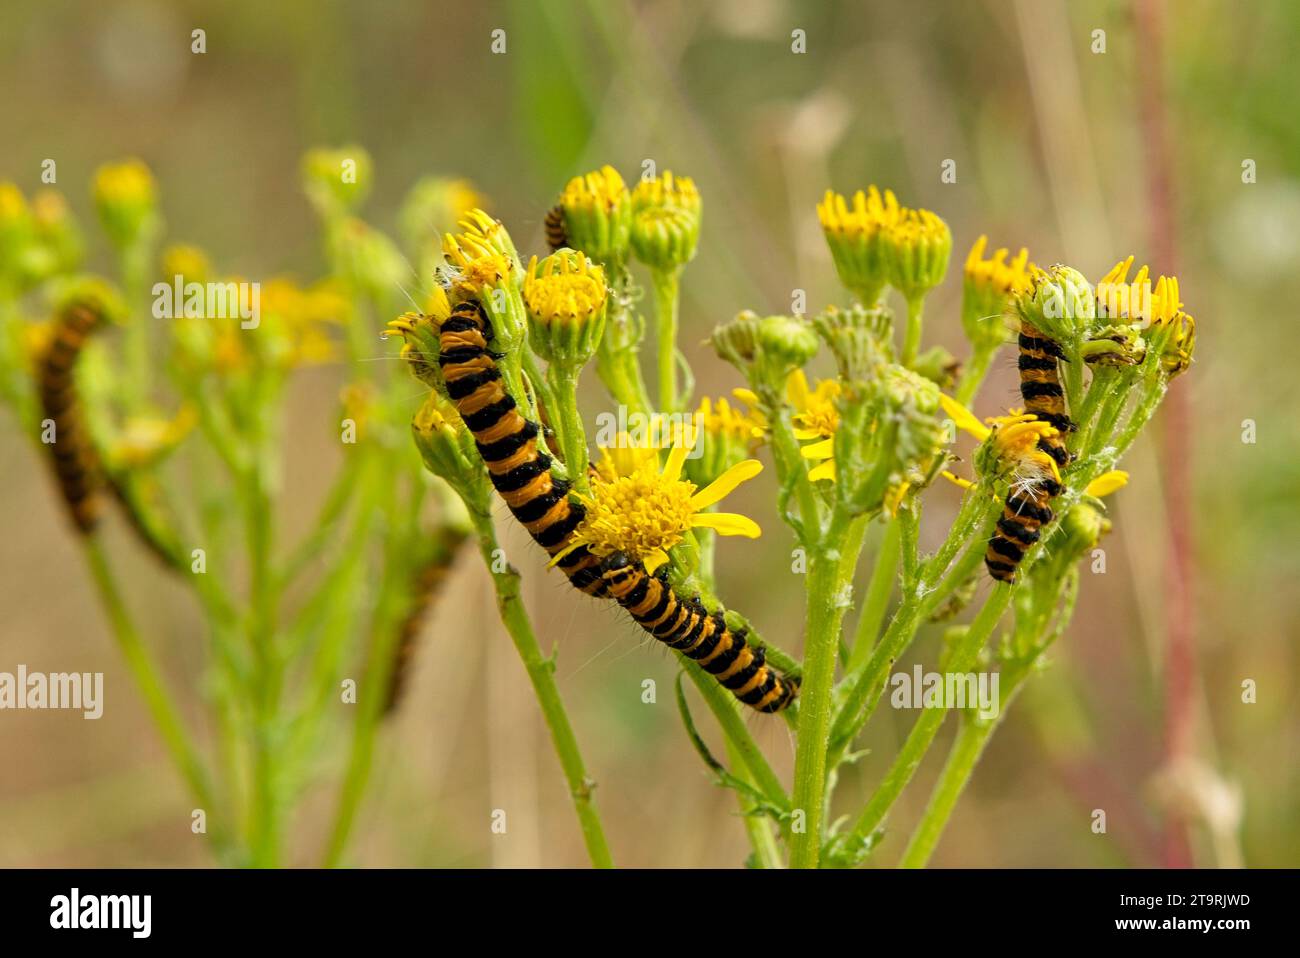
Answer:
543 204 568 252
437 297 606 595
384 525 469 714
985 472 1061 584
599 552 799 713
37 301 107 533
987 321 1076 583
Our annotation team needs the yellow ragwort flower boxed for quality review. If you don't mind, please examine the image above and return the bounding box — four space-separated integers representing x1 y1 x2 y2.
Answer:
817 186 901 240
698 395 765 444
93 159 156 211
939 392 1060 483
555 434 763 573
787 368 841 482
885 206 952 298
591 433 664 483
631 170 700 214
817 186 903 302
523 251 607 324
965 235 1033 297
563 165 630 214
442 231 512 292
1096 255 1152 323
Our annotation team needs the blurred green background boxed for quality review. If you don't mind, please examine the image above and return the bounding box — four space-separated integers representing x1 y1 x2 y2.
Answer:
1 0 1297 867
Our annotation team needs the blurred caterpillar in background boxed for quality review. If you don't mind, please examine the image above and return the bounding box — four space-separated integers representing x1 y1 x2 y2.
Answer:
437 297 607 595
543 205 568 251
985 323 1074 583
600 553 799 713
37 301 107 533
385 524 470 714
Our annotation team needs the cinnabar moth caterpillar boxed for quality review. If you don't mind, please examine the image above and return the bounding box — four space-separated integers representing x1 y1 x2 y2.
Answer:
37 301 107 533
1016 322 1074 465
385 524 469 714
437 297 606 595
599 552 799 713
986 322 1075 582
543 204 567 252
985 474 1061 584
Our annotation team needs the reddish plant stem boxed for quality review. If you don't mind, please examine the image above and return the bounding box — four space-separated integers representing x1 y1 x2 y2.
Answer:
1135 0 1196 869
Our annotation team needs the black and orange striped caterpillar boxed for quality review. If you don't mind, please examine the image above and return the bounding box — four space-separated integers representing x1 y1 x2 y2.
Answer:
543 204 567 251
985 321 1075 583
385 524 470 714
438 297 607 595
37 301 107 533
601 554 799 713
437 295 798 712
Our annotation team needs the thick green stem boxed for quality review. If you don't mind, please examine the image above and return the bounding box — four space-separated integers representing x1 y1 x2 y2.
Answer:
847 585 1010 846
471 515 613 868
788 505 858 868
547 365 592 496
651 267 682 413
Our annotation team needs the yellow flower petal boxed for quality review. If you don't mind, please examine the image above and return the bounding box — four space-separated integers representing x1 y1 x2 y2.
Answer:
800 437 835 460
786 368 810 407
1086 470 1129 498
939 392 991 441
792 426 824 441
662 441 690 484
690 459 763 510
808 459 836 482
692 513 761 538
942 469 976 491
644 548 671 573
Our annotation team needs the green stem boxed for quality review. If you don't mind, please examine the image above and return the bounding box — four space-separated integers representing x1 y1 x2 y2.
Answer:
471 514 614 868
243 384 282 868
547 365 592 496
81 535 233 859
320 487 410 867
789 504 858 868
955 344 996 406
683 661 787 808
828 511 993 766
901 294 925 367
727 739 784 869
900 668 1028 867
848 519 901 672
847 585 1011 846
651 267 682 413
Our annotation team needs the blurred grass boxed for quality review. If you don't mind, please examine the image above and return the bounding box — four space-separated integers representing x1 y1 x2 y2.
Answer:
0 0 1297 866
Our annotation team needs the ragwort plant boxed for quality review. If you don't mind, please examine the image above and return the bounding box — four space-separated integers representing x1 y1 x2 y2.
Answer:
389 168 1195 868
0 152 491 866
2 152 1195 868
